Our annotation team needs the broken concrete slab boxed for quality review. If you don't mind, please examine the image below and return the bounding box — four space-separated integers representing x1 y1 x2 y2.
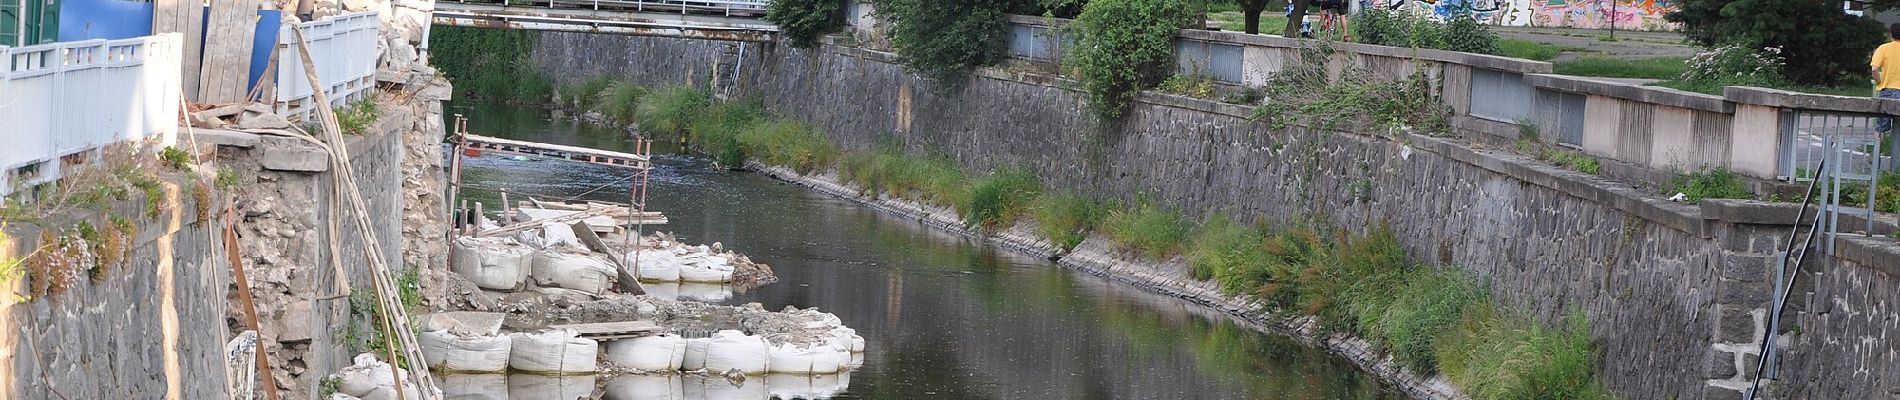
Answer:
191 129 263 148
423 311 507 336
261 144 331 172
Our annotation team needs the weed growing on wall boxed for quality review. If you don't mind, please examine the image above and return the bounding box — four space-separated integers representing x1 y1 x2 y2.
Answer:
336 99 381 136
765 0 847 48
1666 168 1749 204
1252 46 1449 135
1067 0 1196 120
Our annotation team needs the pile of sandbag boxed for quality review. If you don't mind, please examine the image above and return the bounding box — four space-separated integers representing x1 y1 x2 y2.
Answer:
331 353 428 400
451 237 533 291
767 373 851 400
625 243 739 283
678 252 736 283
767 343 848 375
630 250 683 282
418 330 511 373
531 245 619 294
702 330 771 375
605 334 687 372
509 329 599 374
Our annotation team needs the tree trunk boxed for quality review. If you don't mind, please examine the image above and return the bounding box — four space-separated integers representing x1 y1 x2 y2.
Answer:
1284 0 1310 37
1242 2 1266 34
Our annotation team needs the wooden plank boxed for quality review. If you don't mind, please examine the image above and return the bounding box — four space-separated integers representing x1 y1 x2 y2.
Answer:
152 0 206 102
198 0 261 103
465 134 651 162
571 222 645 295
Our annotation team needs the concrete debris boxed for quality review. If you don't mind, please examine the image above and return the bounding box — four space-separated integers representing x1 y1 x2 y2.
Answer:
333 353 431 400
421 311 506 336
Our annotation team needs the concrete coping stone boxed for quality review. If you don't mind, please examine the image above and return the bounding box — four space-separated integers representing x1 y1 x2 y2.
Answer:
1836 236 1900 275
1526 73 1733 113
190 128 263 148
1004 14 1551 74
1699 199 1813 225
1723 86 1900 116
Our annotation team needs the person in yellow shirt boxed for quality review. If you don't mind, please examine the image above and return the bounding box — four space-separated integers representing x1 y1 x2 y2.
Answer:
1873 23 1900 134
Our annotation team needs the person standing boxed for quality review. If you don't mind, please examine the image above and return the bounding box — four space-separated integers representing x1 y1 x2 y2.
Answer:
1872 23 1900 134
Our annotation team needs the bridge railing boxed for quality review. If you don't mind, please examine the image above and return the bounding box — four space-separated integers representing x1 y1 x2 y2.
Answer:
0 33 184 195
273 11 381 123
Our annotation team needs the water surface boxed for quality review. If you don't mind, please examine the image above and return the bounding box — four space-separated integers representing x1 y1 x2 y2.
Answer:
446 101 1403 400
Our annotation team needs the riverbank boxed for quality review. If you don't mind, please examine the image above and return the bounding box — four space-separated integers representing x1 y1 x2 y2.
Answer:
746 163 1466 400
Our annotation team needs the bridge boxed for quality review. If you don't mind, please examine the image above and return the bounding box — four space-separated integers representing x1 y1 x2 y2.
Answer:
432 0 778 42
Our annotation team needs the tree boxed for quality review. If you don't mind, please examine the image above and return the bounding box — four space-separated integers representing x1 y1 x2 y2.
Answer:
1235 0 1272 34
764 0 846 49
1667 0 1884 86
1070 0 1198 119
877 0 1014 81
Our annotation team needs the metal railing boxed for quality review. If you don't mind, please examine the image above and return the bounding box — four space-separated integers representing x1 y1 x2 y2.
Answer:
1779 110 1896 181
453 0 767 15
274 11 380 123
0 33 184 195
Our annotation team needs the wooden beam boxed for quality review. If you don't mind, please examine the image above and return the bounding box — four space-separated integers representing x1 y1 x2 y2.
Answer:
198 0 262 103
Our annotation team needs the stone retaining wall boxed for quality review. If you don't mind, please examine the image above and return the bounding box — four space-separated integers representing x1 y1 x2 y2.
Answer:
531 32 1900 400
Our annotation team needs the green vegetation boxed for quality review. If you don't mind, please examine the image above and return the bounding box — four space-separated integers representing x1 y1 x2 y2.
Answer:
875 0 1012 81
1185 214 1267 285
1668 0 1884 86
1158 74 1217 99
965 166 1042 228
1552 57 1686 80
336 99 380 135
1101 199 1190 257
839 145 970 207
132 175 163 219
765 0 848 48
735 119 839 172
1068 0 1197 120
159 147 191 170
427 26 553 102
589 81 646 124
1667 168 1750 204
1439 309 1610 399
635 87 713 136
1353 10 1498 55
1495 39 1581 61
1030 192 1108 250
1252 45 1449 134
1369 268 1484 372
214 167 241 190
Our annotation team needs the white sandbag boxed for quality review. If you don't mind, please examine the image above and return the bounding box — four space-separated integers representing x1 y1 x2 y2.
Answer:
702 330 770 375
508 329 599 374
451 237 533 291
531 248 618 294
542 222 580 248
766 374 817 400
336 353 406 397
643 282 680 301
605 334 687 372
691 375 769 400
419 330 511 373
441 374 507 400
681 337 711 371
816 372 848 398
678 263 733 283
508 374 596 400
514 230 546 249
631 250 682 281
768 344 842 375
604 374 685 400
677 282 733 302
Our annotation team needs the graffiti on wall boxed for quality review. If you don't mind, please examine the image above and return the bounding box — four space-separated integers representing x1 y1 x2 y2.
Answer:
1367 0 1678 31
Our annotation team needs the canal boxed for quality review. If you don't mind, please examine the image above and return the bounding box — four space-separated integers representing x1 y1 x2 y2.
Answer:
446 101 1403 400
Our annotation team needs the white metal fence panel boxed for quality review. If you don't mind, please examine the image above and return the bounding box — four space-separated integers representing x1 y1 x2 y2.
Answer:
275 11 381 122
0 33 183 194
1470 68 1534 123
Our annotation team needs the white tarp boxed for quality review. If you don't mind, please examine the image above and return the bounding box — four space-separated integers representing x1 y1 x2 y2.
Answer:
451 237 533 290
605 334 687 372
531 247 619 294
508 329 599 374
419 330 511 373
702 330 770 375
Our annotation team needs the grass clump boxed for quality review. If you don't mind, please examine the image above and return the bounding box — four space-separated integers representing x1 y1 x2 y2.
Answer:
636 87 712 136
1541 148 1601 175
159 147 192 170
735 118 839 172
1552 57 1687 80
964 166 1042 229
1437 309 1611 400
337 99 380 136
838 146 970 209
1495 39 1575 61
592 82 648 124
1667 168 1749 204
1101 199 1190 258
1368 268 1486 373
1186 214 1267 286
1030 192 1109 250
1252 45 1449 134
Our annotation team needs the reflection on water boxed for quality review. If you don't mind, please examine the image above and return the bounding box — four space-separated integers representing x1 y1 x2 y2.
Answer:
446 101 1402 399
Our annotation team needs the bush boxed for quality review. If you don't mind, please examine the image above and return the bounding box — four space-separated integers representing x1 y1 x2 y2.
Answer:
1668 0 1884 86
564 76 619 109
765 0 846 48
1667 168 1750 204
1068 0 1196 120
336 100 380 135
964 167 1042 228
1030 192 1108 250
1439 16 1499 55
1102 199 1191 257
876 0 1012 80
1252 46 1449 134
636 87 711 136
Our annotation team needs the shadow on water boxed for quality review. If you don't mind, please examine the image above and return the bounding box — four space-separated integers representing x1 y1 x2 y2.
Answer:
444 101 1404 399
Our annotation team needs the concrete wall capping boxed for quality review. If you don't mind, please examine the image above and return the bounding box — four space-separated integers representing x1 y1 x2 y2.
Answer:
1836 236 1900 275
1003 14 1549 74
1527 74 1733 113
1724 86 1900 116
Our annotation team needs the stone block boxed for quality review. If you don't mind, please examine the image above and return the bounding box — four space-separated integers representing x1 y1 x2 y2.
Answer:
1707 350 1739 379
261 144 331 173
1717 306 1762 344
277 300 314 343
1721 255 1774 283
1718 280 1773 307
1701 384 1747 400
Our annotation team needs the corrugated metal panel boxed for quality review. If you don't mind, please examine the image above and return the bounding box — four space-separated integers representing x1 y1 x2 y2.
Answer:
1006 22 1066 61
1559 92 1585 146
1173 38 1242 84
1469 68 1534 123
